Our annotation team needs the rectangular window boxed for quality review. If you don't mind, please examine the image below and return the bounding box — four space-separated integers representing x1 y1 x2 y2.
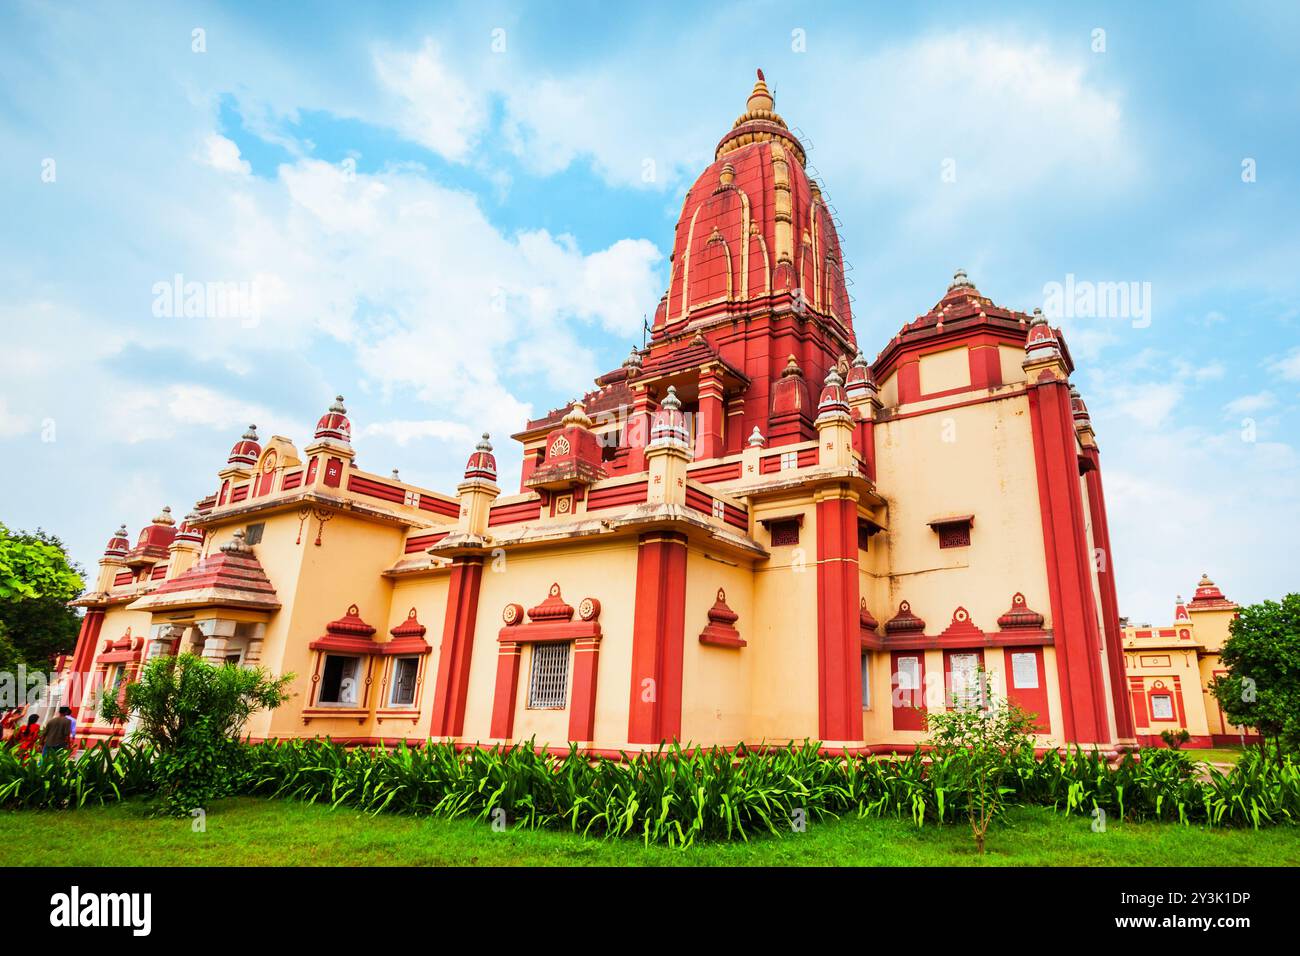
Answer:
711 498 725 520
857 520 873 552
860 652 871 710
1150 693 1174 720
389 657 419 707
224 652 244 666
244 522 265 545
319 654 362 706
780 450 798 471
527 642 570 709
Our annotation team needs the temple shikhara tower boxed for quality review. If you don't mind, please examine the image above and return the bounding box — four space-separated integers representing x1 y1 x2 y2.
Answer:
62 72 1137 753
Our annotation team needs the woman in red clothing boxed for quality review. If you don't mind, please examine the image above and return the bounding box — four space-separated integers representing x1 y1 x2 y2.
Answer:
13 714 41 761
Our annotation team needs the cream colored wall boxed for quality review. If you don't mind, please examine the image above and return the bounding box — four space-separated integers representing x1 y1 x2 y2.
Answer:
873 394 1049 640
998 345 1027 386
919 346 970 394
680 551 753 746
878 370 899 408
375 574 451 739
1125 650 1211 738
749 499 820 742
463 540 639 748
209 511 404 740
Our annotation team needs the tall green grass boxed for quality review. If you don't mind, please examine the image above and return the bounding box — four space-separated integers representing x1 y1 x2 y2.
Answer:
2 740 1296 845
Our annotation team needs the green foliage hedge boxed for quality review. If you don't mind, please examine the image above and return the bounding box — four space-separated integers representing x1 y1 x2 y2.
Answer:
3 740 1296 846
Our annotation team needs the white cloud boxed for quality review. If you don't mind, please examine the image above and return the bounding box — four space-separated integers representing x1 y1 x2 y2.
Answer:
1267 347 1300 381
202 134 251 175
359 419 475 446
0 397 32 438
372 39 487 163
1223 391 1276 416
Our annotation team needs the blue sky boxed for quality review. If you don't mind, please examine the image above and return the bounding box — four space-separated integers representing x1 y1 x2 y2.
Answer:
1 0 1297 622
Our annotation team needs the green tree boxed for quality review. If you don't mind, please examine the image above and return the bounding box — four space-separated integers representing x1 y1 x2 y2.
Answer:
101 653 293 816
924 683 1039 855
1211 594 1300 762
0 523 85 672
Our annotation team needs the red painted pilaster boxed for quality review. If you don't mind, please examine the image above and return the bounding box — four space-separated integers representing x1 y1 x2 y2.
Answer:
897 359 921 404
815 488 863 741
430 556 484 738
1027 377 1110 743
68 608 105 720
627 532 688 744
1083 446 1136 740
968 345 1002 389
489 642 521 739
568 636 601 742
696 369 725 460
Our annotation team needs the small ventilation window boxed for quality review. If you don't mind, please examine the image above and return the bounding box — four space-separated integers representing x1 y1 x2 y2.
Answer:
769 519 800 547
244 522 265 546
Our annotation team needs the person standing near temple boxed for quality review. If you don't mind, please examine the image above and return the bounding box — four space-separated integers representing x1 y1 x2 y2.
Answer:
13 714 41 761
40 707 73 761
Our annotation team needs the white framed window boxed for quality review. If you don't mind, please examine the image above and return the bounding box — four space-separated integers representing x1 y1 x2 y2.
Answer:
860 652 871 710
1150 693 1174 720
318 654 362 706
780 451 798 471
389 656 419 707
711 498 725 520
527 642 570 709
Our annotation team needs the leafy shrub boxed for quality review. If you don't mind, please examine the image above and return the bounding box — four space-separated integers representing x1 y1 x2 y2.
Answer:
100 654 292 816
3 737 1296 844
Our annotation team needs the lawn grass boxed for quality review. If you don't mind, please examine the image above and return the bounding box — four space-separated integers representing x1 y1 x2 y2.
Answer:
1 797 1295 867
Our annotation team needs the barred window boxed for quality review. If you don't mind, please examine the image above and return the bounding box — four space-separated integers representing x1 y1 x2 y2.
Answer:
527 642 570 709
244 522 265 545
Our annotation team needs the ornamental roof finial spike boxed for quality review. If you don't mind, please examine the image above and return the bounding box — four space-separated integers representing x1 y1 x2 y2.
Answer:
391 468 400 481
661 385 682 412
748 426 766 448
747 68 773 113
1030 307 1047 325
824 367 844 389
115 523 128 537
330 395 347 414
153 505 175 526
243 424 258 440
950 268 972 290
781 354 803 378
476 432 493 453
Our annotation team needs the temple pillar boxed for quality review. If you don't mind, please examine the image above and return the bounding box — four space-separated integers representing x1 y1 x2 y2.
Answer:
1026 375 1110 743
430 556 484 738
627 531 688 744
815 483 862 743
1084 445 1136 741
68 608 105 721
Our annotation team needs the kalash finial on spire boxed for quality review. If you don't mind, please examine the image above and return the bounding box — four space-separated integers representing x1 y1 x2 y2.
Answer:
717 68 805 165
747 68 774 113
